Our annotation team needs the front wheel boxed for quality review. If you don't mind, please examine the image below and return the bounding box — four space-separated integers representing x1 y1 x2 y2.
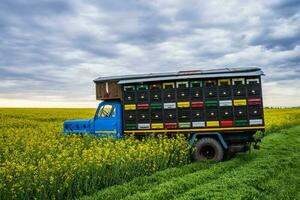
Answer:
194 137 224 162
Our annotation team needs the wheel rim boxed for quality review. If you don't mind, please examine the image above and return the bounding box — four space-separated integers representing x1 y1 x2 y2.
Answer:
200 145 216 160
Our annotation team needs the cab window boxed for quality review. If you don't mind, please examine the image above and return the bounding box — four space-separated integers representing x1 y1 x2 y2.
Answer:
97 105 115 118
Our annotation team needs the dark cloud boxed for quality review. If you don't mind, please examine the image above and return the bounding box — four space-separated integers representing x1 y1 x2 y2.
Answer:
272 0 300 17
72 36 119 58
249 26 300 50
0 0 74 16
0 0 299 107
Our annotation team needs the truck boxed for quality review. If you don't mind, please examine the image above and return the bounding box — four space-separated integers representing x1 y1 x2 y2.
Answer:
64 67 265 161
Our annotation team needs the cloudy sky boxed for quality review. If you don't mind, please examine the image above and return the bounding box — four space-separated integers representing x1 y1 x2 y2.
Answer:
0 0 299 108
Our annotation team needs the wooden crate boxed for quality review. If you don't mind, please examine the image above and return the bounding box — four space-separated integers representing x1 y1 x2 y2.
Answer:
96 81 122 100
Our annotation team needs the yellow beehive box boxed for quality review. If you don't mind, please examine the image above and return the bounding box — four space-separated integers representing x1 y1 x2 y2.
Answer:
177 102 190 108
124 104 136 110
207 121 219 127
218 79 231 86
163 82 175 89
233 99 247 106
151 123 164 129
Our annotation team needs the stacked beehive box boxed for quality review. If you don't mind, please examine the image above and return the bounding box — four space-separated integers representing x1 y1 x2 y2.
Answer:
123 77 263 130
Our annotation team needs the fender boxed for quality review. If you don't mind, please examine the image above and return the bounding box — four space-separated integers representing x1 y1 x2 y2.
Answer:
189 132 228 149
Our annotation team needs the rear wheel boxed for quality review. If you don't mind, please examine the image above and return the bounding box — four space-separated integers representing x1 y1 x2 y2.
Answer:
194 137 224 161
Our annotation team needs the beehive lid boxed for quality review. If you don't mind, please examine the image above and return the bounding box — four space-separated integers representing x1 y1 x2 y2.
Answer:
93 67 264 84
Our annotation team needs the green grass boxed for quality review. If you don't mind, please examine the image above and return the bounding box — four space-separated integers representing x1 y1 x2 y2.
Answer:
81 125 300 200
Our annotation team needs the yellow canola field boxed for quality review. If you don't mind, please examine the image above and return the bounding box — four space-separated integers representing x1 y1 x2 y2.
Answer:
0 108 189 199
264 108 300 131
0 108 299 199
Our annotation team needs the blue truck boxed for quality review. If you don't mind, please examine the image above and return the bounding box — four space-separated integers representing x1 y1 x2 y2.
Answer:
64 67 265 161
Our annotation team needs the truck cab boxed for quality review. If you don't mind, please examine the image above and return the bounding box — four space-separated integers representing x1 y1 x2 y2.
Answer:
64 101 123 138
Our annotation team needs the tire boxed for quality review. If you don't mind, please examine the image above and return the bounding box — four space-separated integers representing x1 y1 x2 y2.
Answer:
194 137 224 162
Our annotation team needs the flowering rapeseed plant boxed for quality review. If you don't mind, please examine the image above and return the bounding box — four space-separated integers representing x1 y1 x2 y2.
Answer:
0 108 190 199
0 108 299 199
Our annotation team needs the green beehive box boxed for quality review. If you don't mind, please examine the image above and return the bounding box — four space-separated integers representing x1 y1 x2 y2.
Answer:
125 124 137 130
205 100 218 107
124 85 136 91
178 122 191 128
190 80 202 88
235 120 248 126
150 103 162 109
136 85 149 91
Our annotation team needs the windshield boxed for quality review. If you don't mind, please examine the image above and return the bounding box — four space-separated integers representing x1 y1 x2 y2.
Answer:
97 104 116 118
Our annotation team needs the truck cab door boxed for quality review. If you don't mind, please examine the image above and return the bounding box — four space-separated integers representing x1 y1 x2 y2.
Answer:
93 102 122 138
